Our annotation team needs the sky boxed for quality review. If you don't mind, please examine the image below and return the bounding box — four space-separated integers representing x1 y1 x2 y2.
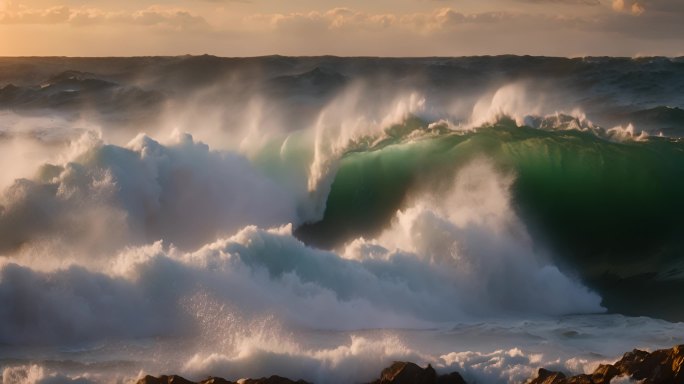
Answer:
0 0 682 57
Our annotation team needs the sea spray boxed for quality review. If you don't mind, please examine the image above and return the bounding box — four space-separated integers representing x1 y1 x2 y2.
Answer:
2 56 684 384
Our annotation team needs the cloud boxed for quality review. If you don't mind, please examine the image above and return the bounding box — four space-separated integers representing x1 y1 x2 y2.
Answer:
1 2 681 57
631 2 645 15
244 4 684 51
611 0 645 15
0 5 70 24
517 0 600 4
0 4 210 30
600 0 684 39
247 7 532 36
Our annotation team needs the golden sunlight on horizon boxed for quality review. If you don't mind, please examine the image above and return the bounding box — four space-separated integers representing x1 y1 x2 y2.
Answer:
0 0 682 57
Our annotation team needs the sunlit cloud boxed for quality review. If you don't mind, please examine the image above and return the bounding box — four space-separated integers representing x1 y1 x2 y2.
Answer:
611 0 645 15
630 3 645 15
248 7 536 36
0 3 210 30
517 0 600 4
0 0 681 56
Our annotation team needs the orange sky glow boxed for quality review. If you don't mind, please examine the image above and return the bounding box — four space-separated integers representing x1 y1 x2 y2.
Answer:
0 0 682 56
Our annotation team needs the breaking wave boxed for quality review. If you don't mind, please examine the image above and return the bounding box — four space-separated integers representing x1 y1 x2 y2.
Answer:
2 55 684 383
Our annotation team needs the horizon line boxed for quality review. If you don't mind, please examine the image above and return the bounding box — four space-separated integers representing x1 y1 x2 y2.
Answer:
0 53 683 60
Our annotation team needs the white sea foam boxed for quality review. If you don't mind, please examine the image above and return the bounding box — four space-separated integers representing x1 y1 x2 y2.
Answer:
0 73 680 384
0 131 299 263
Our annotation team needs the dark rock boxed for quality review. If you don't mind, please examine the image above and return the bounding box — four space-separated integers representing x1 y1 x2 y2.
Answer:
526 369 597 384
133 345 684 384
242 376 310 384
372 362 437 384
564 374 593 384
613 348 652 378
137 375 196 384
589 364 618 383
435 371 467 384
199 378 235 384
614 344 684 382
138 362 466 384
527 368 567 384
527 344 684 384
138 375 304 384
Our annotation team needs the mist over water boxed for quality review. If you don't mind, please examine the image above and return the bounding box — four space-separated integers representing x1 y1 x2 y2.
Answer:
0 56 683 383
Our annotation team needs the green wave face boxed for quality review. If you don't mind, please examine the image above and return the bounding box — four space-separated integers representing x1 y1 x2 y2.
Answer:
507 128 684 271
296 122 684 320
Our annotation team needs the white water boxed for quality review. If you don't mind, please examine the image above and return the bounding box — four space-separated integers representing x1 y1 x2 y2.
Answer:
0 79 682 384
2 314 684 384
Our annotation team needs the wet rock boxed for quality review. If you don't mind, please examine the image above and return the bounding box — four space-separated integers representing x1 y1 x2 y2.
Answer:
589 364 618 383
527 368 567 384
241 376 311 384
527 344 684 384
137 375 305 384
373 362 437 384
368 362 465 384
135 345 684 384
199 378 235 384
614 344 684 382
137 375 196 384
435 371 467 384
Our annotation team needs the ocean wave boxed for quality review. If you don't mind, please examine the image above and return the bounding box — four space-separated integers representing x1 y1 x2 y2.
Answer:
2 56 684 383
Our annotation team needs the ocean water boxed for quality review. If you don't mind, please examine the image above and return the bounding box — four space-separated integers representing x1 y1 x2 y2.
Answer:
0 56 683 383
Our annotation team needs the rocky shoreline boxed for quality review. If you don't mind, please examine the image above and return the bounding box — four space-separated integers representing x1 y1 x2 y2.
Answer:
138 344 684 384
